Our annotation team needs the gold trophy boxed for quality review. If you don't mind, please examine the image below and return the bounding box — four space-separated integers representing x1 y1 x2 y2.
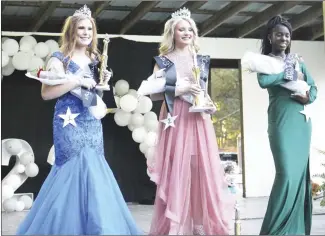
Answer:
98 34 112 89
192 65 204 107
189 57 215 112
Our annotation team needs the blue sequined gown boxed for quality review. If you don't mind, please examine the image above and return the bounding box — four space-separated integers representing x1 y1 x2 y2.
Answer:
16 52 142 235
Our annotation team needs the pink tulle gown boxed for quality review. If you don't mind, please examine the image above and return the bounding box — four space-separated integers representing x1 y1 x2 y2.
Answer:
148 52 235 235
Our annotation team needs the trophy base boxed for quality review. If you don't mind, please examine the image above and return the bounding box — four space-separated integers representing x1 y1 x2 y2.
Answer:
189 105 215 113
95 84 110 91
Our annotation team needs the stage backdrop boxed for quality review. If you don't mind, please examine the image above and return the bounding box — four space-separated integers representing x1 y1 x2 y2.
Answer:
1 37 161 203
2 35 324 199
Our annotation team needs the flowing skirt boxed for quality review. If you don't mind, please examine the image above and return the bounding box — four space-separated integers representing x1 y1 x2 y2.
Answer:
149 99 235 235
260 93 313 235
16 95 142 235
16 148 143 235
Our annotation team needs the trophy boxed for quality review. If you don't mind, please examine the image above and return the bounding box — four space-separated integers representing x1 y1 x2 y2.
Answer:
189 54 215 112
97 34 112 90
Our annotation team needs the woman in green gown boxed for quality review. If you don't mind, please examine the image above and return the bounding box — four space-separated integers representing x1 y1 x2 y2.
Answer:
258 16 318 235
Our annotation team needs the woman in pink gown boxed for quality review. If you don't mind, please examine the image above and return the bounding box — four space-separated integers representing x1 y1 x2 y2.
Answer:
147 8 235 235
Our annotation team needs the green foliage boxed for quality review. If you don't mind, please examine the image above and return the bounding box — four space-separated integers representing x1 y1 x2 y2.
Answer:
321 198 325 207
210 68 241 149
314 149 325 207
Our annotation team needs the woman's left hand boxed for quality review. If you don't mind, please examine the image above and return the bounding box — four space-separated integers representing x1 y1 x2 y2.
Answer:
291 91 309 104
205 107 217 114
103 69 112 84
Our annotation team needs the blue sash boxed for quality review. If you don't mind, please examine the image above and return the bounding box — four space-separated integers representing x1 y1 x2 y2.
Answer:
284 53 298 81
153 54 210 113
51 52 98 107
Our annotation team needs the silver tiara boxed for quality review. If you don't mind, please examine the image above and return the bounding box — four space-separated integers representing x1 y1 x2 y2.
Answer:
171 7 191 19
73 4 91 18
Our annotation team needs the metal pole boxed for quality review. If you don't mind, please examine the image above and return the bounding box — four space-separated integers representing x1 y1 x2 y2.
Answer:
234 201 241 235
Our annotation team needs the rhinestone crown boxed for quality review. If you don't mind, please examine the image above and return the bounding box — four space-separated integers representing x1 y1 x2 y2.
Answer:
73 4 91 18
171 7 191 19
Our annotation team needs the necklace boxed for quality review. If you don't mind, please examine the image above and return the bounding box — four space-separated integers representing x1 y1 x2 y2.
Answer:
269 53 286 60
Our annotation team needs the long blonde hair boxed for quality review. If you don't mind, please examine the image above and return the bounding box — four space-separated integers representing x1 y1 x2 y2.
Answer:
59 15 100 63
159 17 199 56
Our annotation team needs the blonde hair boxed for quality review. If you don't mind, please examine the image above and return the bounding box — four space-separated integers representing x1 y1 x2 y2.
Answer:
59 15 100 65
159 17 199 56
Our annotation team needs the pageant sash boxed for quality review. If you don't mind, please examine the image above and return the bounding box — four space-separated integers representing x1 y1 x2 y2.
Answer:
52 52 97 107
284 53 298 81
241 52 310 95
153 55 210 113
153 56 177 113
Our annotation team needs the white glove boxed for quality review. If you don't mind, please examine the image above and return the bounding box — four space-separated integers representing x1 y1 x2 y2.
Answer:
38 71 67 80
88 94 107 120
76 77 97 90
175 77 201 97
102 69 112 84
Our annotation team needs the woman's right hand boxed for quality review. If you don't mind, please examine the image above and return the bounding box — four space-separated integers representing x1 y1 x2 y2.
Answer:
188 84 202 96
176 77 202 97
176 83 201 97
76 77 97 90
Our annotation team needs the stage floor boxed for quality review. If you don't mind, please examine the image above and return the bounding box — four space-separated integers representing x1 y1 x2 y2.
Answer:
2 197 325 235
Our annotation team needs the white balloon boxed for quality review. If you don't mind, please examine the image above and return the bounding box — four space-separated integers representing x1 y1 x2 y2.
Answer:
2 185 14 200
145 146 155 160
6 175 21 189
18 195 33 209
45 39 59 55
139 142 149 154
25 163 39 177
1 37 9 44
135 96 153 114
16 164 25 174
19 152 34 165
114 96 120 108
19 35 37 48
2 198 16 212
120 94 138 112
34 42 49 58
115 80 129 96
15 201 25 212
27 56 44 72
144 111 158 123
25 49 36 58
131 113 144 127
145 119 159 132
128 124 135 131
20 42 33 52
2 50 9 67
132 127 148 143
12 51 31 70
2 57 15 76
5 139 22 155
144 131 158 147
113 109 131 127
44 53 52 66
127 89 138 97
2 39 19 56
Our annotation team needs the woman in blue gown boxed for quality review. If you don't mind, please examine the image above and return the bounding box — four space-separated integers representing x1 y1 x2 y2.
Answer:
16 5 142 235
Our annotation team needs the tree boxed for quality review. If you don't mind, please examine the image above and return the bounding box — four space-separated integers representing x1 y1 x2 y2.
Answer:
210 68 241 150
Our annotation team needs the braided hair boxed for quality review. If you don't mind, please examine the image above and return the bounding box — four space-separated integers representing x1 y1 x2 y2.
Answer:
261 15 293 55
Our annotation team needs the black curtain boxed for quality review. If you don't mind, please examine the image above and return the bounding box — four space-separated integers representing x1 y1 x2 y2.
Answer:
1 37 162 203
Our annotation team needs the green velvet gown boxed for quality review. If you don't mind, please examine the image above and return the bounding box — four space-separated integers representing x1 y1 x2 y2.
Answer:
257 59 318 235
